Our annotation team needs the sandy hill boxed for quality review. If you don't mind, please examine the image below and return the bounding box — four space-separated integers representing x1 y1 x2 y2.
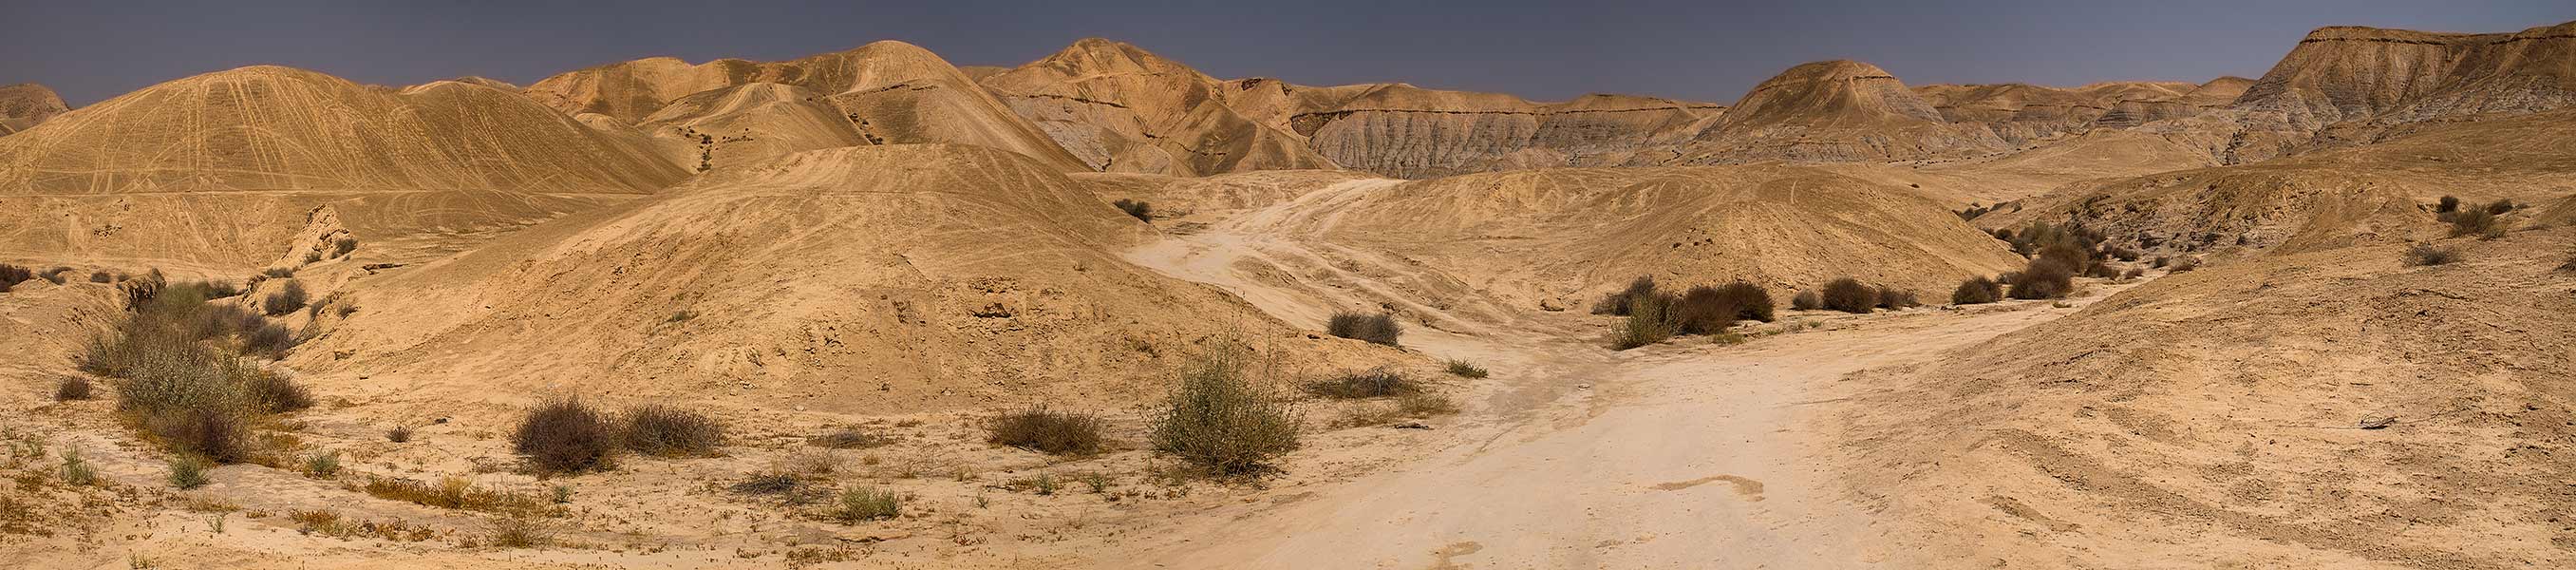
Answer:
1276 83 1724 179
1678 60 2006 164
979 38 1335 176
1833 229 2576 567
1298 165 2025 307
524 41 1091 172
1915 81 2203 142
293 144 1397 414
2215 20 2576 162
0 83 67 135
1982 108 2576 260
0 66 686 268
632 82 874 170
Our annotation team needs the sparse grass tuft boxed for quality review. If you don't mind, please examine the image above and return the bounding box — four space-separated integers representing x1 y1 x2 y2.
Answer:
60 449 97 486
984 407 1105 455
513 398 614 474
831 487 903 522
808 427 886 449
619 405 723 458
1325 312 1401 346
1304 369 1420 399
2403 243 2461 266
486 518 551 548
1951 276 2002 305
363 475 550 514
1151 347 1300 476
1442 359 1488 378
385 426 413 443
302 452 340 478
1397 392 1459 416
168 455 212 489
55 376 93 401
1819 278 1876 314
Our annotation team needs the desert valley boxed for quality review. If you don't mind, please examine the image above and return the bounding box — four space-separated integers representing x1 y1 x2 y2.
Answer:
2 12 2574 570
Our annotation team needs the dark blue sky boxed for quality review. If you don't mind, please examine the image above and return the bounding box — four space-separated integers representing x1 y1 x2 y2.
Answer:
6 1 2573 106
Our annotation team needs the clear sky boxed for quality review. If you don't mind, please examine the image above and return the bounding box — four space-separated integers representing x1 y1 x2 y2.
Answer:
6 0 2574 105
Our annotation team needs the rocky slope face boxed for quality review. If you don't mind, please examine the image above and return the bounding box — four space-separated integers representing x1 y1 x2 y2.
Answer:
1281 85 1724 179
2219 20 2576 162
1916 81 2204 143
525 41 1091 172
0 83 68 135
979 38 1335 176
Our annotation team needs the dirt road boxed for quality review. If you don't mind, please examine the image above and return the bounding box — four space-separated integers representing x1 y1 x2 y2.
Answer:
1120 178 2091 568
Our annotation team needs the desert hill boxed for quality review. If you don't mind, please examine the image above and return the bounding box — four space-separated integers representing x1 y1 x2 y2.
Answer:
1833 230 2576 567
524 41 1091 172
979 38 1336 176
0 83 67 135
292 144 1398 414
632 82 874 170
1283 85 1725 179
1676 60 2007 164
2213 20 2576 162
0 66 686 267
1915 80 2205 143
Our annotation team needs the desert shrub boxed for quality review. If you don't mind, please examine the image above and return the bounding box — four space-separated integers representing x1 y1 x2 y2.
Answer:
2435 196 2460 213
303 452 341 477
2083 260 2118 278
1672 286 1739 335
1304 369 1420 398
832 487 902 522
2121 267 2145 280
1611 292 1679 350
1325 312 1401 346
1790 290 1820 311
1714 282 1775 322
1397 392 1459 416
60 449 96 486
808 428 885 449
89 271 113 283
1876 289 1920 310
241 321 299 359
1111 199 1153 222
0 263 29 291
984 406 1104 455
119 270 165 310
330 238 359 257
1590 276 1660 315
263 281 308 316
240 369 312 413
1951 276 2002 305
260 267 295 279
2486 200 2515 215
513 398 614 474
2007 262 2074 299
486 519 552 548
2447 206 2500 238
1819 278 1876 314
1442 359 1488 378
39 267 70 284
618 405 722 457
2168 258 2200 273
2006 221 2105 257
145 408 251 463
167 455 212 489
2403 243 2461 266
55 376 93 401
1150 349 1300 476
385 426 413 443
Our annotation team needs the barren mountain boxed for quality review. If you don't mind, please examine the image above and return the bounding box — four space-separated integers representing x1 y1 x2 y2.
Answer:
524 41 1091 172
632 83 874 170
1915 81 2200 143
1282 84 1724 179
0 83 67 135
980 38 1335 176
0 66 686 267
2216 21 2576 162
1678 60 2007 163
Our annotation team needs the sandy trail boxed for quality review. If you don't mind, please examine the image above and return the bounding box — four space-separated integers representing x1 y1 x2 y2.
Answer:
1119 178 2090 568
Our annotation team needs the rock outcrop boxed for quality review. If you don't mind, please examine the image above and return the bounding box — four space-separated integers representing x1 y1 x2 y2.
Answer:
0 83 68 135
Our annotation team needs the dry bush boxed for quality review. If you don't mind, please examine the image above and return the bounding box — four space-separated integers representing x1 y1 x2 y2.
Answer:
1673 286 1739 335
1611 292 1679 350
385 426 413 443
303 452 340 477
39 267 70 284
1442 359 1488 378
2448 206 2502 238
1590 276 1659 315
330 238 359 257
145 407 251 464
984 406 1105 455
1819 278 1876 314
486 518 552 548
167 455 212 489
89 271 113 283
1951 276 2002 305
832 487 902 522
2168 258 2200 273
2486 200 2516 215
808 428 886 449
241 321 299 359
1325 312 1401 346
1397 392 1459 416
260 267 295 279
1150 348 1300 476
2008 262 2074 299
55 377 92 401
619 405 723 457
241 370 312 413
1875 289 1920 310
1790 290 1821 311
1304 369 1420 399
0 263 30 292
513 398 614 474
364 476 548 513
1713 282 1775 322
2403 243 2462 266
2435 195 2460 213
262 281 308 316
1111 199 1153 222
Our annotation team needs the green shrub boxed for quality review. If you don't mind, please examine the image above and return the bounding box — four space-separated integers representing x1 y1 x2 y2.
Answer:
1611 292 1678 350
1951 276 2002 305
303 452 341 477
168 455 213 489
619 405 723 457
1150 349 1299 476
1325 312 1401 346
60 449 97 486
513 398 614 474
985 406 1104 455
1819 278 1876 314
1303 369 1420 399
832 487 902 522
263 281 308 316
